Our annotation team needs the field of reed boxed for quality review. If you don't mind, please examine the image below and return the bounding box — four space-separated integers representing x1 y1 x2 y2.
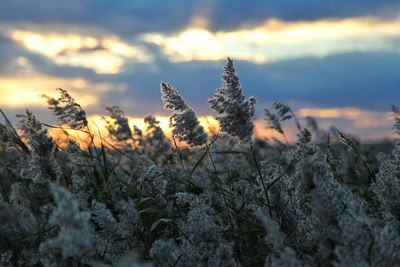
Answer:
0 58 399 266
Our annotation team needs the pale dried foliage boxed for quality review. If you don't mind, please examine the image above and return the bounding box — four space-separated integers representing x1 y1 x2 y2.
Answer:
0 58 398 267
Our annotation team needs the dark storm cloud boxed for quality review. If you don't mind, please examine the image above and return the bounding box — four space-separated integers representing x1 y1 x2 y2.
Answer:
1 0 400 37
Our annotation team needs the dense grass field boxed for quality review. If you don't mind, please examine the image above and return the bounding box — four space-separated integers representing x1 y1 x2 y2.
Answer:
0 59 399 266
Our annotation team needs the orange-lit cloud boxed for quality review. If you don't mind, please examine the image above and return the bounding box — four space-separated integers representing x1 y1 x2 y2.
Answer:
0 74 125 108
297 107 392 128
142 17 400 63
6 16 400 69
9 30 152 73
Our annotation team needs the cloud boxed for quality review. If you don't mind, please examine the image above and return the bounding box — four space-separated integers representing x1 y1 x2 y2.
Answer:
7 30 152 74
0 1 197 36
0 0 398 141
142 17 400 63
297 107 393 128
0 0 399 40
0 73 125 109
208 0 400 30
297 107 396 140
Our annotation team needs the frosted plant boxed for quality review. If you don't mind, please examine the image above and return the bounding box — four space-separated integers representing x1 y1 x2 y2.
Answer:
334 207 400 267
90 200 138 261
136 164 168 197
391 104 400 135
273 101 294 121
91 200 120 241
273 101 301 130
0 200 15 225
282 138 354 264
209 58 256 143
133 125 145 150
371 143 400 220
0 123 9 142
115 198 141 239
255 208 303 267
178 197 238 267
144 115 171 163
18 110 61 183
370 108 400 220
43 88 88 130
40 183 93 259
0 250 12 267
256 163 290 219
160 82 188 111
232 178 257 210
164 193 239 267
150 239 182 267
8 182 38 233
17 249 51 267
1 185 34 245
305 116 329 144
296 128 312 146
64 140 86 167
264 108 284 134
305 116 318 133
161 82 208 146
368 225 400 266
104 106 132 141
265 101 300 143
297 178 351 261
144 116 165 140
270 247 303 267
19 110 55 158
2 56 400 266
99 251 154 267
167 102 208 147
336 129 358 150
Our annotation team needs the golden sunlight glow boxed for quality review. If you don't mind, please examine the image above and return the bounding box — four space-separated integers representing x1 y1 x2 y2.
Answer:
53 50 125 74
49 114 300 149
9 30 152 74
45 108 395 149
48 115 220 149
49 115 281 149
0 75 120 108
142 17 400 63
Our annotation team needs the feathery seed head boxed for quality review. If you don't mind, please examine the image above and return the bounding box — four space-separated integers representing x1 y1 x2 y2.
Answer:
0 123 9 142
19 110 55 157
273 101 293 121
208 58 256 143
391 104 400 136
160 82 188 111
264 108 284 134
104 106 132 141
44 88 88 130
161 82 208 146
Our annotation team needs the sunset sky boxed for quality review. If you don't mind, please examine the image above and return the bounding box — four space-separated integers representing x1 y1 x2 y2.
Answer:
1 1 399 140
